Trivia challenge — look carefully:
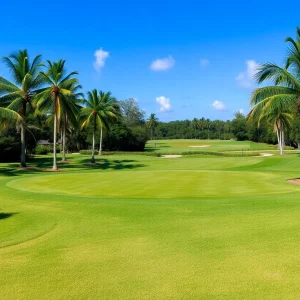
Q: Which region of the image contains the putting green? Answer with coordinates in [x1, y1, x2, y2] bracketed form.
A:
[7, 170, 296, 198]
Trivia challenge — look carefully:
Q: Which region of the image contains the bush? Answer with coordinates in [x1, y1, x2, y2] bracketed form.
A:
[180, 151, 258, 157]
[34, 145, 60, 155]
[0, 136, 20, 162]
[79, 150, 98, 155]
[272, 145, 295, 150]
[79, 150, 160, 157]
[103, 123, 149, 151]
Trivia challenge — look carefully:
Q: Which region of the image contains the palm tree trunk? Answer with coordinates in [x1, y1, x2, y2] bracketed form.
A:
[91, 130, 95, 163]
[276, 128, 280, 150]
[99, 127, 103, 155]
[20, 121, 26, 167]
[60, 130, 63, 153]
[278, 121, 283, 156]
[53, 112, 58, 170]
[281, 121, 285, 155]
[62, 122, 66, 161]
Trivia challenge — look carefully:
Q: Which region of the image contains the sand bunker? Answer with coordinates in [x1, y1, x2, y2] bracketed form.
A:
[188, 145, 210, 148]
[259, 153, 274, 157]
[287, 179, 300, 185]
[160, 155, 182, 158]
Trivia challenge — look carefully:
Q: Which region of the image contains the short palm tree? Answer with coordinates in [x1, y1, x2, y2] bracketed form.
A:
[81, 90, 120, 163]
[248, 104, 293, 155]
[146, 113, 159, 140]
[35, 60, 79, 170]
[0, 50, 44, 167]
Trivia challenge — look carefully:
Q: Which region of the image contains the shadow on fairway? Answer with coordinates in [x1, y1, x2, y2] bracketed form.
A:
[80, 158, 146, 170]
[0, 156, 146, 176]
[0, 212, 18, 220]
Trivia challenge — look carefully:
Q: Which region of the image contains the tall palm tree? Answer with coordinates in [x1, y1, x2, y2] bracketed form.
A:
[250, 28, 300, 126]
[0, 50, 44, 167]
[35, 60, 79, 170]
[81, 90, 120, 163]
[146, 113, 159, 140]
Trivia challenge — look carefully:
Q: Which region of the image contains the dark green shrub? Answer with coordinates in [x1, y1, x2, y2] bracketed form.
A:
[0, 136, 20, 162]
[79, 150, 98, 155]
[34, 145, 60, 155]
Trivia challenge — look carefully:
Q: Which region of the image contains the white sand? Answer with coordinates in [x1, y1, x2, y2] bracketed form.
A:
[160, 155, 183, 158]
[188, 145, 210, 148]
[254, 153, 274, 157]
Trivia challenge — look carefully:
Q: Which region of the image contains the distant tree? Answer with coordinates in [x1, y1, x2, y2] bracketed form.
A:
[290, 112, 300, 148]
[146, 113, 159, 140]
[206, 119, 211, 139]
[119, 98, 145, 126]
[231, 112, 248, 141]
[81, 90, 120, 163]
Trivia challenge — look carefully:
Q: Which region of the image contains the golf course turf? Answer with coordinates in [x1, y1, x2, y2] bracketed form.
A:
[1, 140, 300, 299]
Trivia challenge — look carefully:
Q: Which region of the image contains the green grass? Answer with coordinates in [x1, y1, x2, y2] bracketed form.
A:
[145, 139, 276, 153]
[2, 142, 300, 299]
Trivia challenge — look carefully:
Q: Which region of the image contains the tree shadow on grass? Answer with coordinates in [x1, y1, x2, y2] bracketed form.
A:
[0, 156, 146, 176]
[80, 158, 146, 170]
[0, 212, 18, 220]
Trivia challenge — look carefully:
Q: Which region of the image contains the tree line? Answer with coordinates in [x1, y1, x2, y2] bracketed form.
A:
[1, 27, 300, 168]
[150, 27, 300, 154]
[0, 51, 149, 169]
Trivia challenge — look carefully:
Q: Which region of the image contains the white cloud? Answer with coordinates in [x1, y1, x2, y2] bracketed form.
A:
[93, 48, 110, 71]
[236, 60, 258, 88]
[156, 96, 172, 112]
[150, 56, 175, 71]
[212, 100, 225, 111]
[200, 59, 210, 67]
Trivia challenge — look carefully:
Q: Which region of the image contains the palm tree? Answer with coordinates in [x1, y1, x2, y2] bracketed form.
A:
[0, 50, 44, 167]
[248, 104, 293, 155]
[81, 90, 120, 163]
[60, 83, 83, 161]
[146, 113, 159, 140]
[206, 119, 211, 139]
[0, 107, 21, 126]
[35, 60, 79, 170]
[250, 28, 300, 129]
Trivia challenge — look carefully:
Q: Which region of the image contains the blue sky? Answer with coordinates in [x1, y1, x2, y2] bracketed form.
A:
[1, 0, 300, 121]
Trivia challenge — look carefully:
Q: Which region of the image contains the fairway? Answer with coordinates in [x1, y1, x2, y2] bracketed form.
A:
[2, 149, 300, 299]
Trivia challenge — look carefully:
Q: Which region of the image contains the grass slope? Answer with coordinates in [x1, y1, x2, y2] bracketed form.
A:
[1, 143, 300, 299]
